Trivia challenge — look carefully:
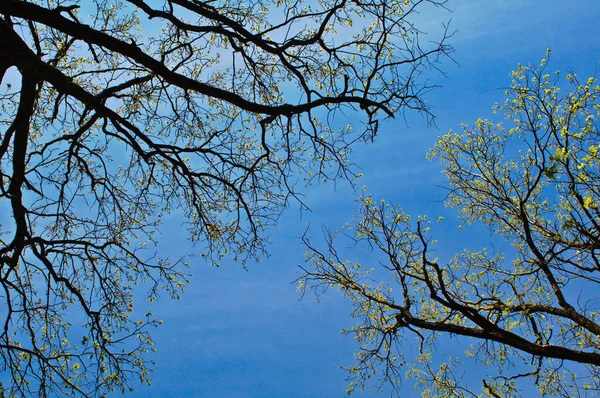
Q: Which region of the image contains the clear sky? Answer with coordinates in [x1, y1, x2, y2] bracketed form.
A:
[123, 1, 600, 397]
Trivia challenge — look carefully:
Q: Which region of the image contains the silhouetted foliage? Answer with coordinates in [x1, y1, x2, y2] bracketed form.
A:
[0, 0, 450, 395]
[301, 58, 600, 396]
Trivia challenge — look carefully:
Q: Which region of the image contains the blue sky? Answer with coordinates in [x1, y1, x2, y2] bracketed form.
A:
[123, 1, 600, 397]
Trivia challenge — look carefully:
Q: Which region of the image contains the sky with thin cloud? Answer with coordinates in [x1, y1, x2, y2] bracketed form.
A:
[113, 0, 600, 396]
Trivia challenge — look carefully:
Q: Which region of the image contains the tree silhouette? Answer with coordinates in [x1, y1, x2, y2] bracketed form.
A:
[300, 58, 600, 396]
[0, 0, 451, 396]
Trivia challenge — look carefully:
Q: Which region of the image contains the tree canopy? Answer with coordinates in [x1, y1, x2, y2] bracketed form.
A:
[300, 57, 600, 396]
[0, 0, 451, 396]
